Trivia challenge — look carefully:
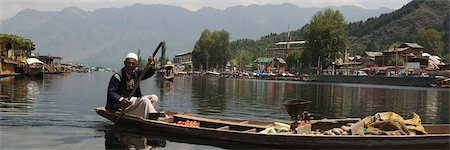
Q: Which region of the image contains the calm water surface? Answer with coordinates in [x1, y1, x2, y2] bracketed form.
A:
[1, 72, 449, 149]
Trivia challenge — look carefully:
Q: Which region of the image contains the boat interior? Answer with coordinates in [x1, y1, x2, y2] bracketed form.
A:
[96, 107, 450, 135]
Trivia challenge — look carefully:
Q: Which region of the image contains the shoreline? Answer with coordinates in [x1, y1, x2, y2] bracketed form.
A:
[309, 75, 440, 87]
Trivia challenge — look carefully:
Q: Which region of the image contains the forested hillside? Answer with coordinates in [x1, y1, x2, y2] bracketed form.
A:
[236, 0, 449, 58]
[347, 0, 449, 54]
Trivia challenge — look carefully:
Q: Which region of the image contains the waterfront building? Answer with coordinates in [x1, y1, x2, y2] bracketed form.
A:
[361, 52, 383, 67]
[264, 41, 305, 60]
[254, 57, 286, 73]
[35, 55, 62, 74]
[374, 43, 445, 69]
[172, 52, 192, 72]
[0, 37, 32, 76]
[172, 52, 192, 65]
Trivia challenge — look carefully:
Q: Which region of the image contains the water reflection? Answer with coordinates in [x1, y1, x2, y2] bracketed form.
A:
[105, 128, 167, 150]
[156, 79, 174, 97]
[103, 125, 268, 149]
[0, 76, 43, 110]
[190, 77, 228, 115]
[184, 77, 449, 124]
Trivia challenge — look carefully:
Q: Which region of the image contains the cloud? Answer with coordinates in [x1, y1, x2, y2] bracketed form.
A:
[0, 0, 411, 21]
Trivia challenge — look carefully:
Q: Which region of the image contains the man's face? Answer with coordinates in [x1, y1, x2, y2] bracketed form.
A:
[124, 58, 138, 73]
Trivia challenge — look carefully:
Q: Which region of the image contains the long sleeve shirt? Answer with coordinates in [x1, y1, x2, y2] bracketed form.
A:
[106, 67, 155, 110]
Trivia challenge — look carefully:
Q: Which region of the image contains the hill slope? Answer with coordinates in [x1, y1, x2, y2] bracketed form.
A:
[0, 3, 392, 67]
[250, 0, 449, 56]
[347, 0, 449, 53]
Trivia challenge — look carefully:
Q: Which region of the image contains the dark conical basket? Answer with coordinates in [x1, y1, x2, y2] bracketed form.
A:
[283, 100, 311, 121]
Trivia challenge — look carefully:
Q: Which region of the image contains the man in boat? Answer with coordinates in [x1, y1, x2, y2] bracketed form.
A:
[106, 52, 159, 119]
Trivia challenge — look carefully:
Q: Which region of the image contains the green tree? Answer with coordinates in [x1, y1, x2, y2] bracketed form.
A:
[415, 28, 444, 56]
[234, 49, 253, 70]
[192, 29, 211, 70]
[443, 14, 449, 54]
[159, 41, 169, 65]
[192, 29, 231, 70]
[304, 8, 349, 68]
[442, 53, 450, 63]
[286, 49, 302, 71]
[387, 54, 406, 66]
[136, 49, 145, 68]
[0, 33, 35, 58]
[366, 41, 380, 51]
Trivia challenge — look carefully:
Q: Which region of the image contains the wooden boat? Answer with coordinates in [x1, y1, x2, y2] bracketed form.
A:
[0, 73, 20, 78]
[157, 63, 175, 81]
[430, 78, 450, 88]
[95, 107, 450, 149]
[25, 58, 44, 78]
[163, 64, 175, 81]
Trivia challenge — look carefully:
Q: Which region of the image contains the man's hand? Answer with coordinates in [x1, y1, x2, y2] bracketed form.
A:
[120, 97, 132, 109]
[148, 56, 157, 68]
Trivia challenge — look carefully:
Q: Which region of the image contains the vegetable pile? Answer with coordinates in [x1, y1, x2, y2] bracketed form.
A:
[175, 120, 199, 127]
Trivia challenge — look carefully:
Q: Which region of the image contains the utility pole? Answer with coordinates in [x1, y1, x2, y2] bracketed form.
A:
[395, 46, 398, 75]
[239, 48, 242, 71]
[395, 46, 398, 67]
[317, 56, 321, 75]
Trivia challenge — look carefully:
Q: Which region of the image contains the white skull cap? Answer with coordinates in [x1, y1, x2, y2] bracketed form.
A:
[126, 53, 138, 61]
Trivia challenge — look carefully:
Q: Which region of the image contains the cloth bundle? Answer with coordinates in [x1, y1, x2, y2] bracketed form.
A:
[359, 112, 427, 135]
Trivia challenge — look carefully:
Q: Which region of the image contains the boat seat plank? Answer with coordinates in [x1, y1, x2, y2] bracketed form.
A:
[244, 128, 257, 132]
[240, 120, 249, 124]
[217, 126, 230, 130]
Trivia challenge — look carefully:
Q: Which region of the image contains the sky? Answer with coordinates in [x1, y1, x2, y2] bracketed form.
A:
[0, 0, 411, 21]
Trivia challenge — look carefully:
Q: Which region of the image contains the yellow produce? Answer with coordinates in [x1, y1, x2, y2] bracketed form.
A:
[274, 122, 290, 132]
[259, 127, 277, 134]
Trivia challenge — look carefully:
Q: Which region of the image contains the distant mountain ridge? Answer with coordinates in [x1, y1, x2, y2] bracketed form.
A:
[0, 3, 393, 67]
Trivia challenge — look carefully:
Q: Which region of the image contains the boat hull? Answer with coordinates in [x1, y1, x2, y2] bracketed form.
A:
[95, 107, 450, 149]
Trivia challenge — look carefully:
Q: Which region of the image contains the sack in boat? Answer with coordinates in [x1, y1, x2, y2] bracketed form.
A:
[373, 112, 427, 134]
[365, 119, 410, 135]
[361, 112, 428, 135]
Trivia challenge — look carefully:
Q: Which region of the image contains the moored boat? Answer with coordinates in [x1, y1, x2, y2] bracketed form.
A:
[430, 77, 450, 88]
[25, 58, 45, 78]
[157, 63, 175, 81]
[95, 107, 450, 149]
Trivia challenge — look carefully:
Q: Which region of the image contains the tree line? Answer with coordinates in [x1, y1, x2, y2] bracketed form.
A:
[192, 29, 231, 70]
[0, 33, 35, 58]
[190, 0, 448, 71]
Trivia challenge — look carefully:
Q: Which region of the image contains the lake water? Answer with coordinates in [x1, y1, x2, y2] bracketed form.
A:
[1, 72, 449, 149]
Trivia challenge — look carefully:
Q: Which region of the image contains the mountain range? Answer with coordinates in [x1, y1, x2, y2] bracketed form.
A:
[0, 3, 393, 67]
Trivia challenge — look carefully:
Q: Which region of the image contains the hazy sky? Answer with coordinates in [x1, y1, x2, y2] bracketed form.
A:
[1, 0, 411, 21]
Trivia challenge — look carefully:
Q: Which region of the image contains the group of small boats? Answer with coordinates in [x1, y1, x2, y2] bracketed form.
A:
[430, 77, 450, 88]
[95, 106, 450, 149]
[1, 57, 75, 79]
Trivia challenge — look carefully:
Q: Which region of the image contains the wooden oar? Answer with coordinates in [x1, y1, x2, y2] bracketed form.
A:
[115, 41, 164, 124]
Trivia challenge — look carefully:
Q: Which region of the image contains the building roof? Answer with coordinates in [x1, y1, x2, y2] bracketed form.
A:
[254, 57, 286, 64]
[275, 58, 286, 64]
[26, 58, 44, 65]
[36, 55, 62, 59]
[255, 57, 273, 63]
[364, 51, 383, 57]
[385, 47, 409, 52]
[275, 41, 306, 45]
[384, 43, 424, 52]
[175, 52, 192, 57]
[398, 43, 424, 49]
